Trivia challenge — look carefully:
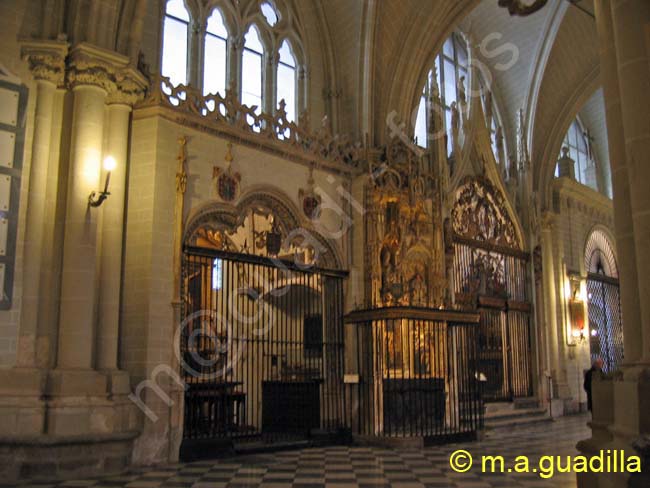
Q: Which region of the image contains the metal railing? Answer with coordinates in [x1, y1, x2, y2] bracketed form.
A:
[344, 307, 483, 442]
[180, 248, 347, 445]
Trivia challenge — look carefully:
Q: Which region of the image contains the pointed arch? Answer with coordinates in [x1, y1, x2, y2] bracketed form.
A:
[584, 227, 618, 278]
[241, 23, 265, 113]
[451, 175, 523, 250]
[184, 187, 343, 270]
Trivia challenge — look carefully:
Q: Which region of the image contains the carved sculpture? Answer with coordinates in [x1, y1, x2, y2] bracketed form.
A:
[451, 176, 520, 249]
[213, 142, 241, 202]
[141, 73, 363, 171]
[366, 138, 445, 308]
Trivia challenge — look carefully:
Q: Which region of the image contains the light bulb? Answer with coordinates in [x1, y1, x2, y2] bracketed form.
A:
[103, 156, 117, 172]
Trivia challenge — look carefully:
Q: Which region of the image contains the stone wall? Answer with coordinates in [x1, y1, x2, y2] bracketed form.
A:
[549, 176, 614, 412]
[123, 109, 356, 463]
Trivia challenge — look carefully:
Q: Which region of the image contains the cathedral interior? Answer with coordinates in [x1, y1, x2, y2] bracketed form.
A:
[0, 0, 649, 487]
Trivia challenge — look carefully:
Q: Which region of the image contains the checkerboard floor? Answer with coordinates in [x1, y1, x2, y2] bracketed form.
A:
[11, 414, 590, 488]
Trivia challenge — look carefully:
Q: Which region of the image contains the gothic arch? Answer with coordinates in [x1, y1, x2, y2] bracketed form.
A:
[183, 186, 343, 270]
[584, 227, 618, 278]
[451, 175, 523, 250]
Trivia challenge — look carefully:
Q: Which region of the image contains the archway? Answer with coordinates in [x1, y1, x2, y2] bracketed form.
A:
[179, 191, 347, 457]
[451, 176, 533, 401]
[585, 229, 623, 373]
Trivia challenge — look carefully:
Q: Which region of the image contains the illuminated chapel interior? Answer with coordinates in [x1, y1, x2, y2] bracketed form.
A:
[0, 0, 648, 486]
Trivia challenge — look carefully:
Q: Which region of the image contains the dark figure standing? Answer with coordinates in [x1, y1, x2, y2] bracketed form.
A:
[584, 358, 604, 412]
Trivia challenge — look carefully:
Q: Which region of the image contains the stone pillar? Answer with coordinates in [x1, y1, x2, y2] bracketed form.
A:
[540, 213, 568, 405]
[577, 2, 650, 486]
[16, 43, 67, 368]
[266, 52, 277, 115]
[96, 102, 130, 372]
[611, 0, 650, 361]
[594, 0, 644, 364]
[230, 35, 243, 98]
[56, 83, 107, 370]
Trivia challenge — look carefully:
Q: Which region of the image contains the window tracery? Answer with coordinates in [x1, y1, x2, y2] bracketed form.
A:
[160, 0, 305, 120]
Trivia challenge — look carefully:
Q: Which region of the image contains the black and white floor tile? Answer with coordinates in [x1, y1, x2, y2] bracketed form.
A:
[9, 414, 590, 488]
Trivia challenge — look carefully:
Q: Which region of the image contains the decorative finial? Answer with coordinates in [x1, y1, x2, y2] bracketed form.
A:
[225, 142, 233, 165]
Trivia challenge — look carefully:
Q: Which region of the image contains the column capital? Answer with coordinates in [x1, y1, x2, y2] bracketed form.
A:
[21, 40, 69, 87]
[108, 66, 148, 106]
[66, 43, 119, 93]
[541, 210, 556, 231]
[66, 43, 147, 106]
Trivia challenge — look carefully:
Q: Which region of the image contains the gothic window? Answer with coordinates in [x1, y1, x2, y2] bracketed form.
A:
[414, 33, 468, 154]
[242, 25, 264, 114]
[161, 0, 190, 87]
[556, 119, 595, 189]
[414, 71, 432, 149]
[159, 1, 305, 122]
[478, 77, 506, 168]
[203, 8, 228, 97]
[277, 39, 297, 122]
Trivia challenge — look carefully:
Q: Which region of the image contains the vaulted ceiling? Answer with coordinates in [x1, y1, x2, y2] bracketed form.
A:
[7, 0, 609, 200]
[316, 0, 607, 198]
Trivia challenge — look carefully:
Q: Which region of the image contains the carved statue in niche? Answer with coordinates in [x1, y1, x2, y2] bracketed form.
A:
[408, 266, 427, 307]
[367, 137, 444, 308]
[379, 202, 403, 305]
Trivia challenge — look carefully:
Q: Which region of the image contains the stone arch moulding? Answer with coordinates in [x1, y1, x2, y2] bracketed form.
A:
[535, 66, 600, 208]
[584, 225, 618, 278]
[183, 186, 344, 270]
[379, 0, 481, 143]
[451, 175, 524, 250]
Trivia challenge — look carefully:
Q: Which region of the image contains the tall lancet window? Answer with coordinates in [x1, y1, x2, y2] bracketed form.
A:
[242, 26, 264, 113]
[203, 8, 228, 96]
[276, 40, 297, 122]
[161, 0, 190, 87]
[414, 71, 433, 148]
[414, 33, 468, 155]
[556, 118, 594, 188]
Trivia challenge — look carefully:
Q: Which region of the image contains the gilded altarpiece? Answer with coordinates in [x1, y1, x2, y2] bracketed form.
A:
[354, 139, 472, 436]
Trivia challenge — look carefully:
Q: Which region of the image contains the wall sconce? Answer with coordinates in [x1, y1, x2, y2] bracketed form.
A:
[89, 156, 116, 207]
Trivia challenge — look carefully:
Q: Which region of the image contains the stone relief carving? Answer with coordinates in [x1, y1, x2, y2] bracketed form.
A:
[451, 176, 520, 249]
[212, 142, 241, 202]
[298, 165, 321, 220]
[140, 74, 364, 172]
[366, 138, 445, 308]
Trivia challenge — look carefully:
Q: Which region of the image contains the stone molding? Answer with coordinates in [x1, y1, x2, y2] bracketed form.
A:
[66, 43, 147, 105]
[21, 40, 69, 87]
[21, 41, 147, 106]
[138, 73, 365, 173]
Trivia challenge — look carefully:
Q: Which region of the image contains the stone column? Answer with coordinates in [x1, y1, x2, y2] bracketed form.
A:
[611, 0, 650, 361]
[230, 35, 243, 98]
[96, 102, 130, 372]
[16, 43, 67, 368]
[265, 52, 277, 115]
[55, 53, 110, 374]
[595, 0, 644, 364]
[540, 213, 566, 401]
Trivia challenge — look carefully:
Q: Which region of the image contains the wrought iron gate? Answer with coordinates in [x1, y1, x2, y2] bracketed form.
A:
[180, 247, 347, 449]
[587, 273, 623, 373]
[453, 240, 534, 402]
